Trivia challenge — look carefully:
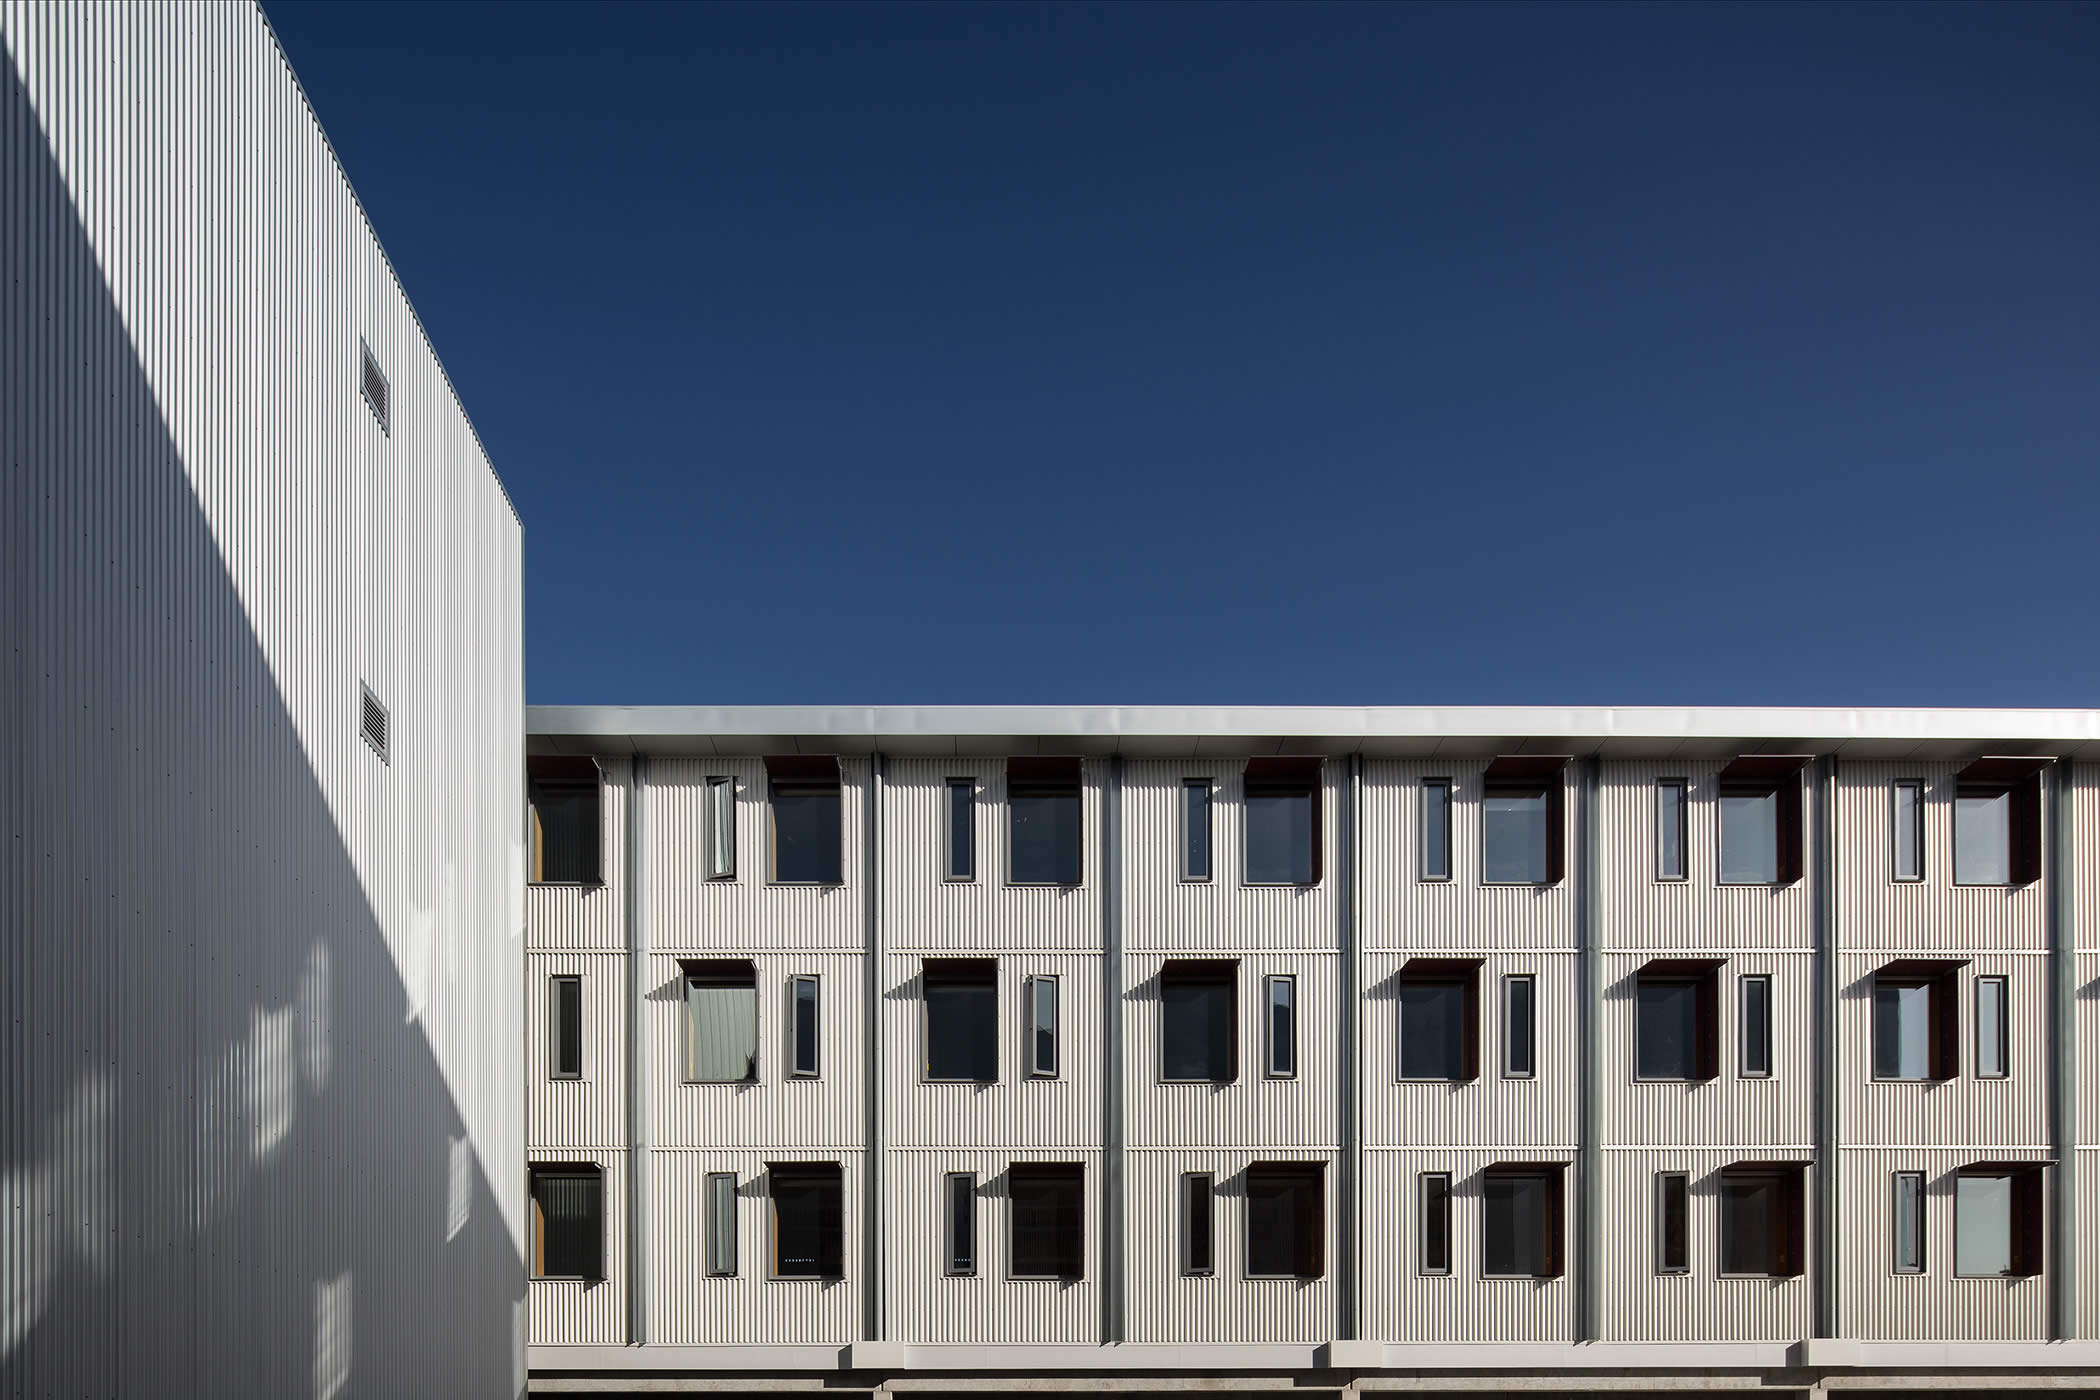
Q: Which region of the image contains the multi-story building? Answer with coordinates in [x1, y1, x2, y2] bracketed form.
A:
[525, 705, 2100, 1395]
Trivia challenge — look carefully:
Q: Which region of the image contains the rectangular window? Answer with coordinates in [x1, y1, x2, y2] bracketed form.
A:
[1635, 960, 1721, 1081]
[1892, 1171, 1925, 1274]
[1246, 1163, 1325, 1279]
[1482, 1165, 1564, 1278]
[1420, 778, 1452, 882]
[1656, 1172, 1689, 1274]
[789, 975, 821, 1079]
[549, 975, 583, 1080]
[946, 778, 975, 882]
[1656, 779, 1688, 881]
[944, 1172, 978, 1276]
[1009, 1163, 1084, 1278]
[684, 959, 758, 1083]
[1717, 756, 1806, 886]
[528, 756, 601, 884]
[1955, 1164, 2043, 1278]
[1009, 757, 1082, 885]
[1892, 780, 1923, 882]
[1419, 1172, 1452, 1276]
[1025, 975, 1060, 1079]
[707, 1171, 738, 1276]
[530, 1165, 603, 1279]
[1975, 976, 2008, 1080]
[1482, 756, 1568, 885]
[1955, 787, 2010, 886]
[1739, 974, 1772, 1079]
[767, 756, 842, 884]
[769, 1162, 844, 1278]
[924, 958, 998, 1083]
[1503, 973, 1536, 1080]
[1160, 959, 1237, 1083]
[1873, 959, 1963, 1081]
[1718, 1165, 1805, 1277]
[1180, 1172, 1215, 1276]
[1182, 779, 1213, 882]
[1263, 975, 1297, 1079]
[704, 775, 736, 880]
[1399, 959, 1480, 1082]
[1954, 758, 2046, 887]
[1244, 757, 1321, 885]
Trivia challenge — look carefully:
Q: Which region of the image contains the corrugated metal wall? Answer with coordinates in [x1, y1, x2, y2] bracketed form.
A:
[652, 1150, 861, 1344]
[1839, 1149, 2046, 1340]
[1363, 761, 1577, 949]
[525, 953, 627, 1148]
[527, 1151, 627, 1346]
[2073, 767, 2098, 1339]
[3, 3, 526, 1395]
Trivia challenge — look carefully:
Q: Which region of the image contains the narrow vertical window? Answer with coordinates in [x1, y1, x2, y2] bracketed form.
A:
[1263, 975, 1297, 1079]
[1891, 780, 1923, 882]
[704, 775, 736, 880]
[1420, 779, 1452, 882]
[1181, 1172, 1215, 1276]
[1025, 975, 1060, 1079]
[549, 975, 582, 1080]
[1892, 1171, 1925, 1274]
[946, 778, 975, 882]
[1181, 779, 1213, 882]
[1975, 976, 2008, 1080]
[1739, 974, 1772, 1079]
[944, 1172, 978, 1276]
[1656, 779, 1687, 881]
[1419, 1172, 1452, 1276]
[707, 1171, 738, 1276]
[1503, 973, 1535, 1080]
[1656, 1172, 1689, 1274]
[789, 975, 821, 1079]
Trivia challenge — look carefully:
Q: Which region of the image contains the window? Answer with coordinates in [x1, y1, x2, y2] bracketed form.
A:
[1399, 958, 1480, 1082]
[789, 975, 821, 1079]
[767, 756, 841, 884]
[1263, 975, 1297, 1079]
[530, 1165, 602, 1279]
[1182, 779, 1213, 882]
[1892, 1171, 1925, 1274]
[1245, 1163, 1324, 1279]
[944, 1172, 978, 1276]
[946, 778, 975, 881]
[1656, 779, 1687, 881]
[1181, 1173, 1215, 1276]
[1739, 974, 1772, 1079]
[1892, 780, 1923, 882]
[769, 1162, 844, 1278]
[1975, 976, 2008, 1080]
[1503, 973, 1535, 1080]
[1716, 756, 1806, 886]
[1160, 959, 1237, 1083]
[1718, 1163, 1805, 1277]
[1656, 1172, 1689, 1274]
[549, 975, 582, 1080]
[683, 960, 757, 1083]
[1481, 756, 1567, 885]
[1872, 959, 1964, 1081]
[528, 756, 601, 884]
[1244, 757, 1321, 885]
[704, 775, 736, 880]
[1025, 975, 1059, 1079]
[1009, 757, 1082, 885]
[1009, 1163, 1083, 1278]
[1420, 778, 1452, 881]
[1482, 1164, 1564, 1278]
[1954, 758, 2046, 887]
[359, 338, 389, 432]
[1635, 959, 1721, 1082]
[707, 1171, 738, 1276]
[1955, 1163, 2043, 1278]
[1418, 1172, 1452, 1276]
[924, 959, 998, 1082]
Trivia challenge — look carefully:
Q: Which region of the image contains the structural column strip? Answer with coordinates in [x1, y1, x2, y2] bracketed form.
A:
[1812, 754, 1838, 1339]
[1337, 754, 1361, 1341]
[865, 752, 886, 1340]
[1102, 754, 1124, 1344]
[2049, 761, 2074, 1339]
[1576, 755, 1601, 1342]
[626, 753, 650, 1344]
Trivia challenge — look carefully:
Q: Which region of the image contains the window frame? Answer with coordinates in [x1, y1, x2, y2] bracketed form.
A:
[1418, 1171, 1453, 1277]
[1891, 1170, 1925, 1275]
[1952, 758, 2046, 888]
[1397, 958, 1481, 1083]
[703, 774, 736, 881]
[1263, 974, 1298, 1080]
[1656, 1172, 1689, 1275]
[1871, 959, 1965, 1083]
[1656, 778, 1688, 882]
[1007, 1162, 1085, 1280]
[682, 958, 759, 1085]
[923, 958, 999, 1084]
[945, 777, 976, 883]
[1181, 778, 1214, 883]
[1503, 972, 1536, 1081]
[548, 974, 583, 1081]
[944, 1171, 978, 1277]
[1891, 779, 1924, 883]
[1714, 756, 1807, 887]
[1244, 1161, 1325, 1280]
[1180, 1171, 1215, 1277]
[1419, 778, 1453, 883]
[1024, 974, 1060, 1080]
[1974, 975, 2008, 1081]
[1159, 958, 1239, 1084]
[1953, 1163, 2044, 1279]
[766, 757, 843, 886]
[527, 756, 603, 887]
[1738, 973, 1773, 1080]
[1007, 757, 1084, 887]
[768, 1161, 845, 1280]
[1480, 1164, 1565, 1280]
[1633, 959, 1722, 1083]
[788, 974, 821, 1080]
[1242, 758, 1322, 887]
[1715, 1164, 1805, 1279]
[529, 1163, 605, 1281]
[706, 1170, 738, 1277]
[1480, 756, 1568, 887]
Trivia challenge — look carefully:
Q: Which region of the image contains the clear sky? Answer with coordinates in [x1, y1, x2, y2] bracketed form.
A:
[261, 0, 2100, 708]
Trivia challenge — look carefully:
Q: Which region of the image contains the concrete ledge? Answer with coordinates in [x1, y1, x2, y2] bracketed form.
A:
[1322, 1339, 1386, 1368]
[530, 1345, 844, 1372]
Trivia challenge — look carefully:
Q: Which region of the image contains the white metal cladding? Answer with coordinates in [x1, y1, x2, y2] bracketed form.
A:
[1358, 1150, 1574, 1341]
[883, 758, 1103, 952]
[528, 1151, 627, 1345]
[1601, 761, 1815, 952]
[527, 758, 630, 951]
[2078, 951, 2100, 1149]
[884, 954, 1103, 1150]
[1838, 761, 2048, 953]
[1360, 951, 1578, 1149]
[648, 952, 866, 1149]
[1839, 1148, 2047, 1340]
[651, 1150, 861, 1344]
[649, 756, 869, 953]
[884, 1150, 1101, 1344]
[1360, 761, 1578, 951]
[2079, 1148, 2100, 1340]
[2074, 765, 2100, 952]
[1123, 953, 1339, 1150]
[1124, 1150, 1337, 1343]
[4, 4, 524, 1396]
[527, 952, 629, 1149]
[1121, 760, 1341, 951]
[1601, 951, 1814, 1149]
[1597, 1150, 1812, 1340]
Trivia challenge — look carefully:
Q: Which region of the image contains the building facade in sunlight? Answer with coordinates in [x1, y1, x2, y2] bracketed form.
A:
[2, 3, 525, 1396]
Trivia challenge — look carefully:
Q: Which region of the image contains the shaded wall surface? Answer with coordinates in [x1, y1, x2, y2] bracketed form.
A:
[3, 3, 525, 1395]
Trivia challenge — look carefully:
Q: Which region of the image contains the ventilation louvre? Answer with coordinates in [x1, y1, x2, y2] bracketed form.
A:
[360, 683, 390, 763]
[359, 339, 389, 432]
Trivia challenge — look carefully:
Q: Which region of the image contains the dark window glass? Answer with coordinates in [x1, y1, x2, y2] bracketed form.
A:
[1419, 1172, 1451, 1275]
[1504, 974, 1535, 1079]
[531, 1169, 603, 1278]
[1656, 779, 1687, 881]
[1892, 1172, 1925, 1274]
[529, 764, 601, 884]
[1245, 783, 1315, 884]
[707, 1171, 737, 1276]
[1011, 773, 1082, 884]
[1482, 790, 1548, 884]
[1183, 780, 1212, 881]
[791, 976, 820, 1078]
[1400, 977, 1469, 1081]
[1420, 779, 1452, 881]
[1739, 975, 1772, 1079]
[1161, 961, 1236, 1082]
[1482, 1170, 1557, 1278]
[1873, 978, 1936, 1081]
[1245, 1164, 1324, 1278]
[770, 1163, 843, 1277]
[550, 975, 582, 1079]
[1976, 976, 2007, 1079]
[1026, 976, 1059, 1078]
[946, 779, 975, 881]
[925, 959, 998, 1082]
[945, 1173, 977, 1275]
[1719, 1171, 1789, 1276]
[1264, 976, 1296, 1078]
[1657, 1173, 1688, 1274]
[1182, 1173, 1214, 1275]
[1009, 1164, 1084, 1278]
[1636, 977, 1702, 1080]
[771, 779, 842, 884]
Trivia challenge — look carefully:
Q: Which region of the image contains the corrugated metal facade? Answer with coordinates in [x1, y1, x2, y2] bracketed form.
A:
[4, 3, 525, 1396]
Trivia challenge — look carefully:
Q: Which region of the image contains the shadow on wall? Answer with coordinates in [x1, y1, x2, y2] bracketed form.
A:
[0, 55, 523, 1400]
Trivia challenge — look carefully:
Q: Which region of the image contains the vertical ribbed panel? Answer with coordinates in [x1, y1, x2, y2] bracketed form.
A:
[3, 4, 525, 1396]
[1362, 761, 1577, 950]
[2073, 765, 2100, 955]
[1838, 762, 2048, 952]
[1602, 762, 1815, 952]
[526, 952, 628, 1150]
[1839, 1148, 2046, 1340]
[528, 1151, 627, 1345]
[526, 760, 630, 950]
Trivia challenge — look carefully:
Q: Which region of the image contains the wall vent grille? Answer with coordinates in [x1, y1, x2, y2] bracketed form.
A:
[359, 339, 389, 432]
[360, 683, 390, 763]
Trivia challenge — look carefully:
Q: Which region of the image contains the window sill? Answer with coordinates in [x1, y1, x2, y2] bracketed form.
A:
[767, 881, 845, 889]
[1161, 1078, 1238, 1086]
[529, 880, 605, 889]
[1245, 1273, 1324, 1282]
[1717, 1272, 1803, 1281]
[532, 1275, 604, 1283]
[769, 1274, 844, 1283]
[1241, 881, 1321, 890]
[1008, 1274, 1083, 1283]
[1870, 1076, 1953, 1085]
[1006, 882, 1084, 890]
[924, 1078, 999, 1086]
[1397, 1077, 1472, 1086]
[684, 1079, 760, 1087]
[1481, 879, 1558, 888]
[1482, 1273, 1560, 1282]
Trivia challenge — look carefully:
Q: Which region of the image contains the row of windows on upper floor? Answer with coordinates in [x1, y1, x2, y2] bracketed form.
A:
[544, 955, 2010, 1088]
[526, 755, 2051, 891]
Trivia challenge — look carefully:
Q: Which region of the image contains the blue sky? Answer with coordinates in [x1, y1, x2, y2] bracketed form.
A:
[262, 1, 2100, 707]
